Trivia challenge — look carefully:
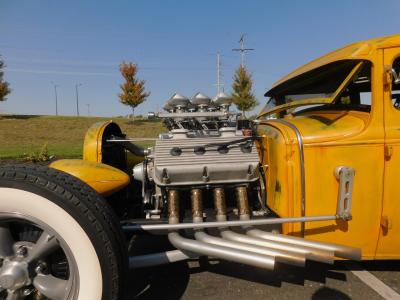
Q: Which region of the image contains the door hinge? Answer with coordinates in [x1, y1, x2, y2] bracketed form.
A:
[335, 166, 355, 220]
[384, 145, 393, 159]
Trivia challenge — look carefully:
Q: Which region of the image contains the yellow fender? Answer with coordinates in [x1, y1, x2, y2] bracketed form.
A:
[83, 120, 144, 168]
[50, 159, 130, 197]
[83, 120, 117, 163]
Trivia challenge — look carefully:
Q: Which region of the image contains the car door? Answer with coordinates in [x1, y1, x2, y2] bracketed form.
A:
[377, 47, 400, 258]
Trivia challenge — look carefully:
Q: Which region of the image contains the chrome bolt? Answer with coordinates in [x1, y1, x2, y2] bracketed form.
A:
[23, 288, 34, 296]
[16, 246, 28, 258]
[35, 262, 47, 274]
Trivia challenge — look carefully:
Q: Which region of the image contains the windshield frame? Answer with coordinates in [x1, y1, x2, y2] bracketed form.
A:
[257, 61, 365, 119]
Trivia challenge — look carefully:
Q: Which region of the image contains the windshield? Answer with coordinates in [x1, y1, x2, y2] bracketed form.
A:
[259, 60, 371, 118]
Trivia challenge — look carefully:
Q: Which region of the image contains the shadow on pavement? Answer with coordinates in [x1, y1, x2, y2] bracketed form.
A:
[126, 235, 191, 299]
[190, 258, 347, 287]
[312, 287, 351, 300]
[126, 249, 352, 299]
[127, 261, 191, 300]
[126, 242, 400, 300]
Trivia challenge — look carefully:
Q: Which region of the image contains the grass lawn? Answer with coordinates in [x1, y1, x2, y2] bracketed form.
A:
[0, 115, 165, 160]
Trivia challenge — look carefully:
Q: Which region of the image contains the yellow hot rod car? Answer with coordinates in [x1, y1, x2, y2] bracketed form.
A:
[1, 34, 400, 299]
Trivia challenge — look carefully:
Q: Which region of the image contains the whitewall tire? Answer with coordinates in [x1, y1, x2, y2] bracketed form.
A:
[0, 165, 127, 300]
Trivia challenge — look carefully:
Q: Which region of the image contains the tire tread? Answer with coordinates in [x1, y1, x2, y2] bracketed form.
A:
[0, 164, 127, 300]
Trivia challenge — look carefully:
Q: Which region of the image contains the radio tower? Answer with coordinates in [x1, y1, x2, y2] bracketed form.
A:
[215, 52, 224, 94]
[232, 34, 254, 67]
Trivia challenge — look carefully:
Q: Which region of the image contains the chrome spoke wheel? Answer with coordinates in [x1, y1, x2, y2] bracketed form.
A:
[0, 214, 78, 300]
[26, 231, 60, 263]
[33, 274, 71, 300]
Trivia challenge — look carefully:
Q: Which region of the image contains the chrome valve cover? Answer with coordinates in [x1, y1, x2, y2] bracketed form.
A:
[151, 135, 259, 187]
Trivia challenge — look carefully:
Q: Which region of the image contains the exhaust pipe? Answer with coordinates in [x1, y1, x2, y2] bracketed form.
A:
[194, 231, 305, 267]
[169, 232, 276, 270]
[167, 189, 276, 270]
[191, 189, 304, 267]
[213, 187, 306, 266]
[223, 187, 335, 264]
[167, 189, 180, 224]
[246, 229, 361, 260]
[233, 187, 359, 261]
[221, 229, 334, 264]
[232, 187, 360, 261]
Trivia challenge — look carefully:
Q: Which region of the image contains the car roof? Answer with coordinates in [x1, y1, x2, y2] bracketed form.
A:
[268, 34, 400, 92]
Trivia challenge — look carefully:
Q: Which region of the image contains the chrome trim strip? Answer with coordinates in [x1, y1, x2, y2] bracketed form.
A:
[271, 119, 306, 236]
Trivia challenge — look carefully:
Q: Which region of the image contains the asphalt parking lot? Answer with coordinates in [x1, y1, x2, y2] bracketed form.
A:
[127, 259, 400, 300]
[127, 237, 400, 300]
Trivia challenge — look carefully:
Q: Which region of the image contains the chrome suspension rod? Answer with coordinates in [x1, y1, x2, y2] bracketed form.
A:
[123, 215, 337, 231]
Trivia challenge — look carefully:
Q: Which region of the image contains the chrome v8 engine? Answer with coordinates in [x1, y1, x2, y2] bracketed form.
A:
[133, 92, 260, 188]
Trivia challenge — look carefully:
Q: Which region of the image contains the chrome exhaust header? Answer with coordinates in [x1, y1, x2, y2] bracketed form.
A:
[128, 181, 360, 270]
[167, 189, 276, 270]
[221, 229, 334, 264]
[246, 229, 361, 261]
[168, 232, 276, 270]
[194, 230, 305, 267]
[191, 188, 304, 267]
[232, 186, 360, 261]
[213, 187, 306, 266]
[223, 187, 334, 264]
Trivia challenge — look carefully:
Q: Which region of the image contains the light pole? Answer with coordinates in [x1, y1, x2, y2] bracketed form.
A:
[51, 82, 59, 116]
[75, 83, 82, 117]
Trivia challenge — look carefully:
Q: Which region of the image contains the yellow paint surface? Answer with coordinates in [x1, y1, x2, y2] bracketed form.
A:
[257, 35, 400, 259]
[50, 159, 130, 196]
[83, 121, 113, 163]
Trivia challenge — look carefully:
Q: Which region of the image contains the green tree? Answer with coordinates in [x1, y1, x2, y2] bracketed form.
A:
[231, 66, 258, 118]
[0, 57, 11, 101]
[118, 62, 150, 120]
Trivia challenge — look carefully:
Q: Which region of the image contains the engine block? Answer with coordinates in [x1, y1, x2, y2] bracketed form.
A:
[133, 92, 260, 188]
[151, 135, 259, 187]
[133, 93, 259, 187]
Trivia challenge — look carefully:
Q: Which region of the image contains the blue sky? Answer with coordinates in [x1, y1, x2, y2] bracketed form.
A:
[0, 0, 399, 117]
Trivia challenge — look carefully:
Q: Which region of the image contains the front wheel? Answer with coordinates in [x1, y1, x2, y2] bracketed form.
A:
[0, 165, 127, 300]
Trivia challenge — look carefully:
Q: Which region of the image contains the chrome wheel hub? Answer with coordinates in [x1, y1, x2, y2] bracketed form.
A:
[0, 260, 29, 291]
[0, 214, 78, 300]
